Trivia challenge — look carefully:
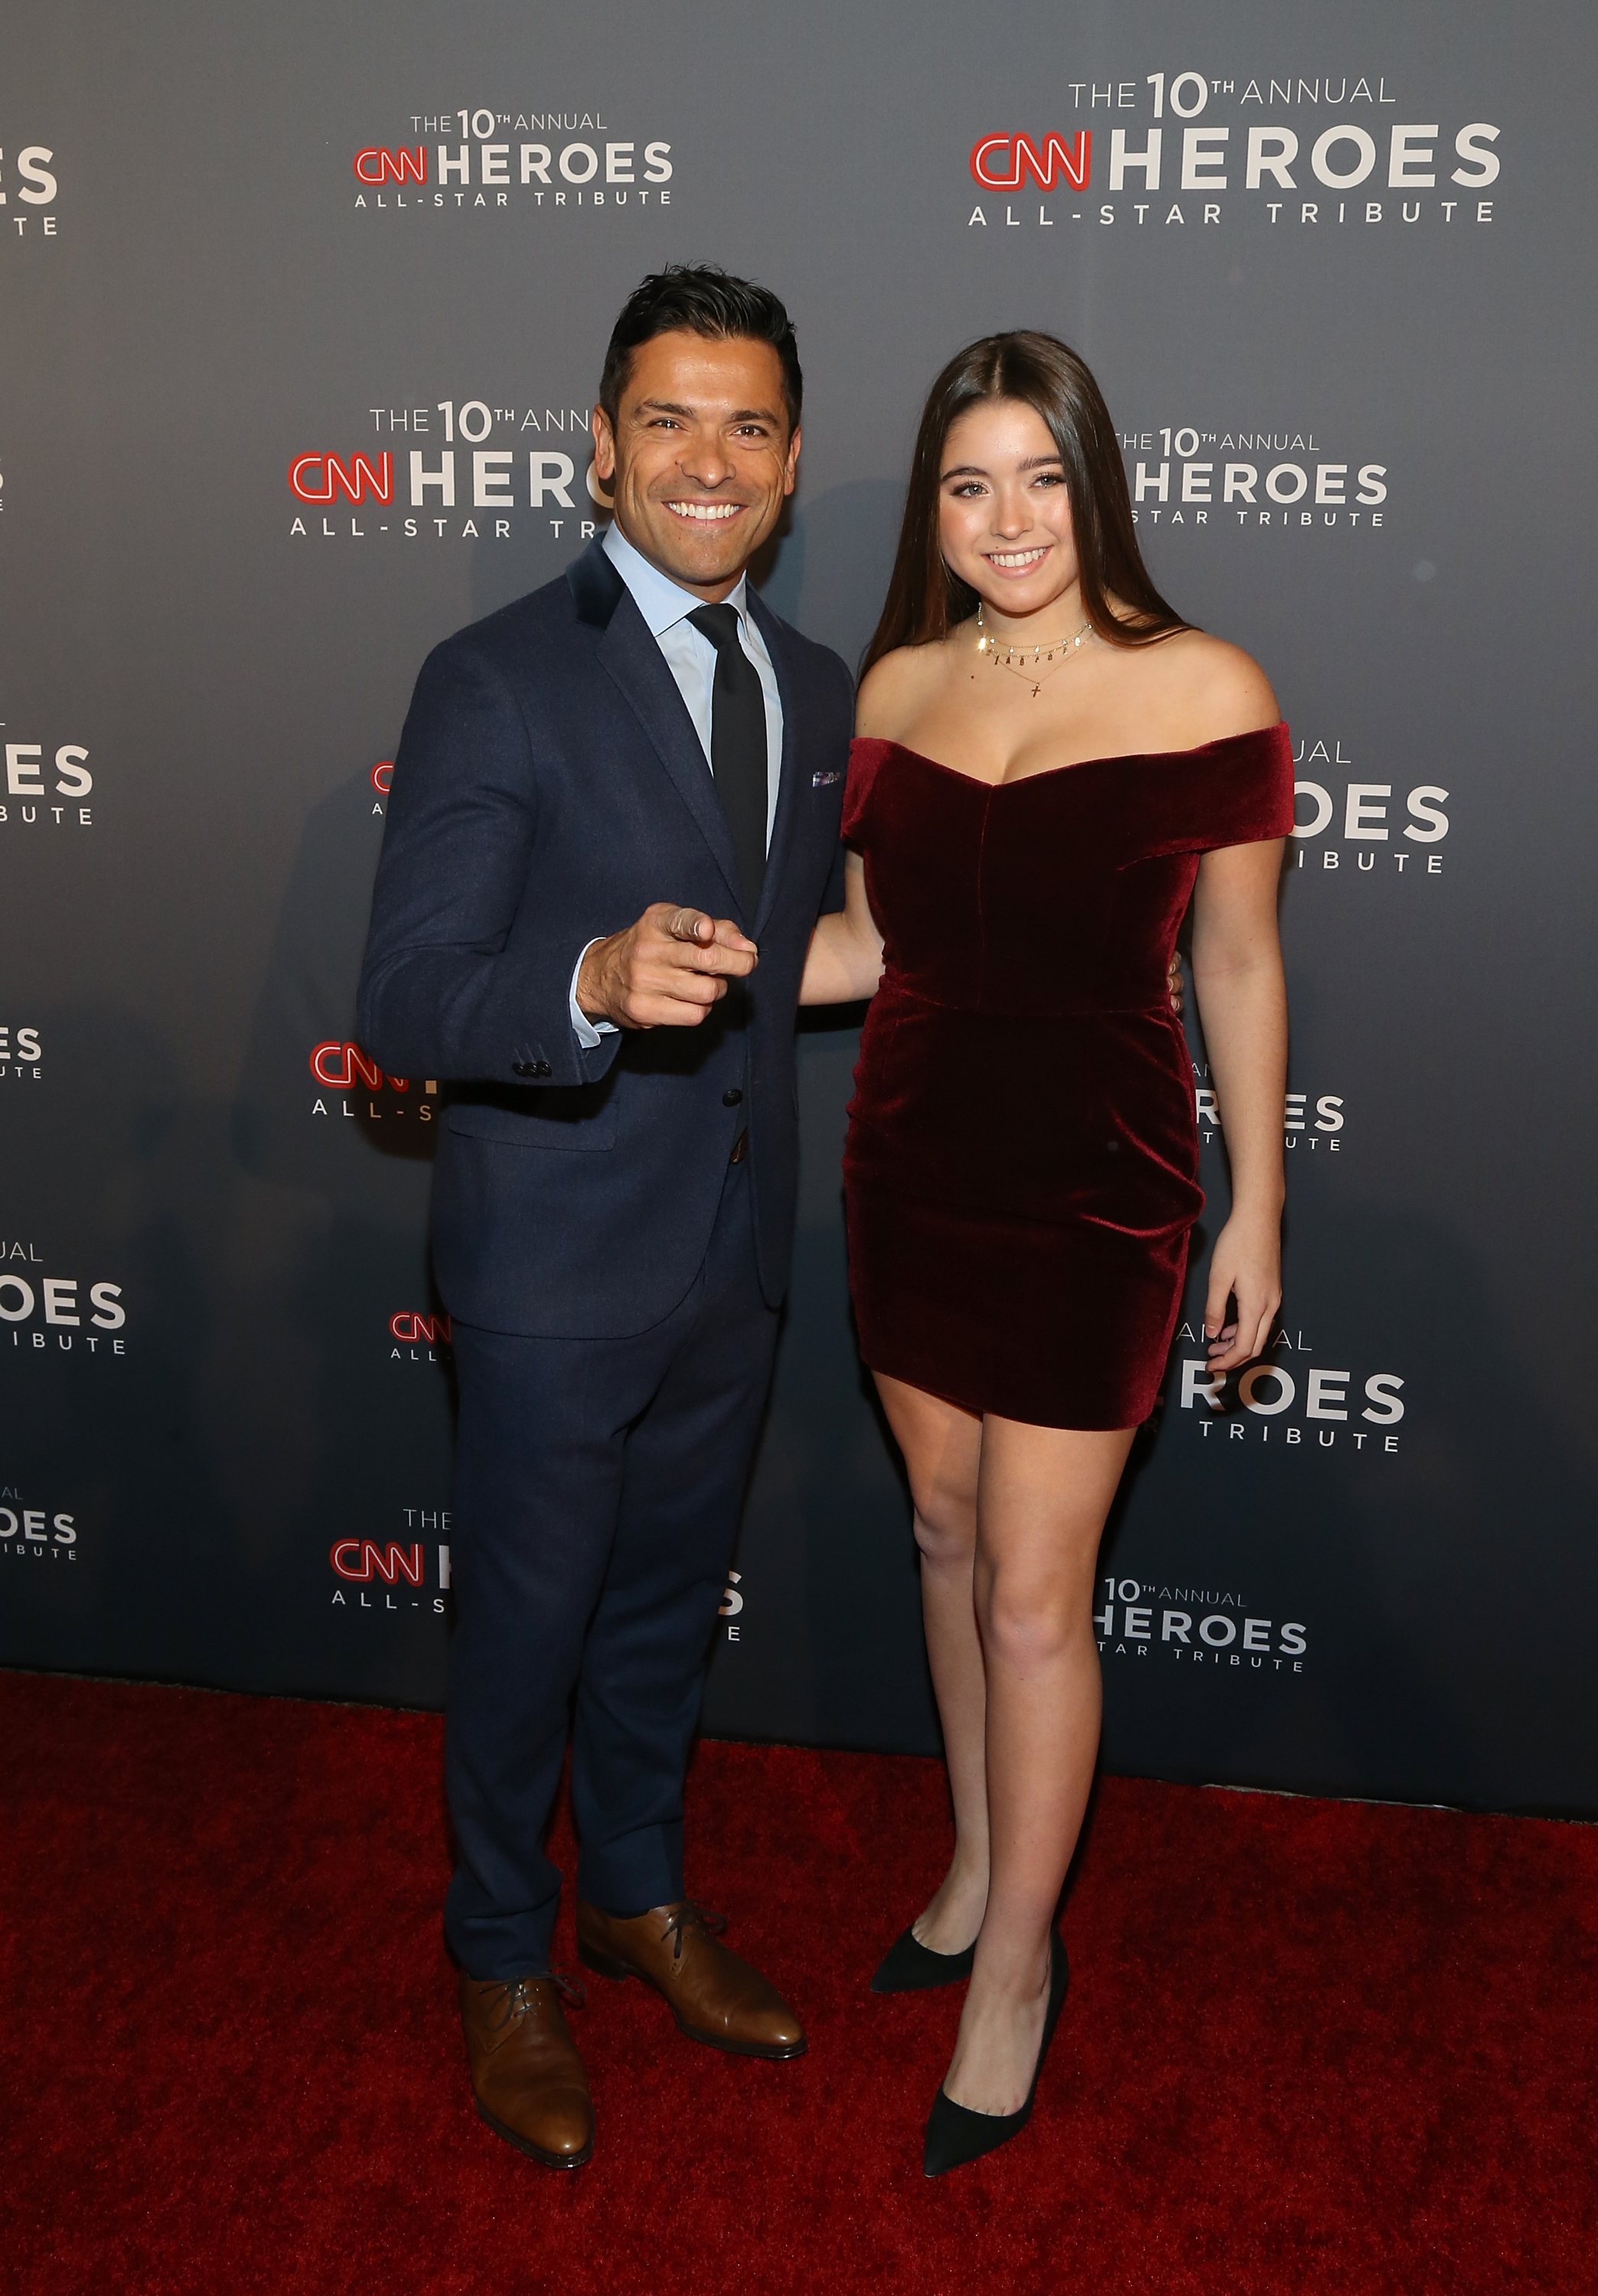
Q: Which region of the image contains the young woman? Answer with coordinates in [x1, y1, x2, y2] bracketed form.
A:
[799, 334, 1292, 2176]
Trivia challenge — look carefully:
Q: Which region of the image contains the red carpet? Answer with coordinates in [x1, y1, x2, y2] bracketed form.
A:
[2, 1675, 1593, 2294]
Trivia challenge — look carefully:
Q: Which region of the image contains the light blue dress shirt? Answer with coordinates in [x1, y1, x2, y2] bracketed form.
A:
[569, 521, 785, 1047]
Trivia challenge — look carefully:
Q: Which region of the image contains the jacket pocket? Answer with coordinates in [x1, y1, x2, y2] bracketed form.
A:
[446, 1076, 618, 1150]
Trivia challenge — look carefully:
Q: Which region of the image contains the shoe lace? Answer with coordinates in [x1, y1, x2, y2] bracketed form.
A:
[482, 1969, 585, 2033]
[661, 1900, 726, 1966]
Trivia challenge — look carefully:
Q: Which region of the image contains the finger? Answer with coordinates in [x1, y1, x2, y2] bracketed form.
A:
[625, 993, 718, 1028]
[706, 917, 759, 955]
[657, 940, 757, 980]
[1225, 1285, 1274, 1352]
[1203, 1277, 1233, 1342]
[1210, 1299, 1275, 1374]
[663, 907, 716, 945]
[637, 965, 726, 1006]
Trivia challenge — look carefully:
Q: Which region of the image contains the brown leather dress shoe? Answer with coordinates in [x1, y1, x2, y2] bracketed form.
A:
[458, 1971, 595, 2168]
[576, 1899, 806, 2060]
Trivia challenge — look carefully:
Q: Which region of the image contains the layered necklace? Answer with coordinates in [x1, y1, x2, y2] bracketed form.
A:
[975, 603, 1095, 698]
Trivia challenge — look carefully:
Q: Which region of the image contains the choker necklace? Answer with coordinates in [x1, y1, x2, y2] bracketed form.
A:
[975, 604, 1094, 698]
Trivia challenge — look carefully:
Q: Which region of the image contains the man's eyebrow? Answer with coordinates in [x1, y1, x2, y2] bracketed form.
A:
[634, 399, 782, 425]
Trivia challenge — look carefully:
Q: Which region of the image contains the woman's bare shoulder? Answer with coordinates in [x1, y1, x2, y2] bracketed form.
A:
[1136, 626, 1281, 743]
[855, 636, 954, 738]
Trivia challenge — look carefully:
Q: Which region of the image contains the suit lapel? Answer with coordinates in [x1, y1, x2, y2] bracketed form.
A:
[748, 588, 802, 939]
[593, 584, 745, 918]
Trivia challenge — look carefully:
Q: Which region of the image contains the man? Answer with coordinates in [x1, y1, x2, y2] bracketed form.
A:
[357, 267, 853, 2169]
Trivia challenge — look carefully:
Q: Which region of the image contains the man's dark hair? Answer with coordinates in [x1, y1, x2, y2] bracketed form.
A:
[598, 264, 802, 435]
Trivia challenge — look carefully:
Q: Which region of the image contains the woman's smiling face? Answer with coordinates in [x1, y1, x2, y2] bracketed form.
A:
[938, 396, 1081, 625]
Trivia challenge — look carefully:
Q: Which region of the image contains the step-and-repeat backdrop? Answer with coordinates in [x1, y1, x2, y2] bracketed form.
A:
[5, 1, 1594, 1815]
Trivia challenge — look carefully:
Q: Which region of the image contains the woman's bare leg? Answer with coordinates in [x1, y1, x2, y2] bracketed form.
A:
[944, 1416, 1135, 2114]
[873, 1373, 987, 1955]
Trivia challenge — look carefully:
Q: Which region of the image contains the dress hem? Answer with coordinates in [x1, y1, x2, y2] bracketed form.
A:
[859, 1351, 1150, 1435]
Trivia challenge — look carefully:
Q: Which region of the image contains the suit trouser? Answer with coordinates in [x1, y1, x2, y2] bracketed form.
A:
[442, 1156, 778, 1980]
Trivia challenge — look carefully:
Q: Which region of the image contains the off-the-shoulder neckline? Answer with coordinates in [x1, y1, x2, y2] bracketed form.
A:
[850, 724, 1288, 792]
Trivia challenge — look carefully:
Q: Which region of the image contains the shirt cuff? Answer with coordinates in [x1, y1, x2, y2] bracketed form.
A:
[570, 940, 619, 1049]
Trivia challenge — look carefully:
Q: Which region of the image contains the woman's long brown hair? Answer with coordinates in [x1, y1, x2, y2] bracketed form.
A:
[863, 331, 1187, 677]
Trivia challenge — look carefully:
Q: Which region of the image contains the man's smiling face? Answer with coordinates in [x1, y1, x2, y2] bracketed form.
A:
[592, 329, 800, 600]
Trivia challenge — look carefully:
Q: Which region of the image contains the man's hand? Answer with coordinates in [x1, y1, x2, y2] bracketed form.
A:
[578, 904, 758, 1030]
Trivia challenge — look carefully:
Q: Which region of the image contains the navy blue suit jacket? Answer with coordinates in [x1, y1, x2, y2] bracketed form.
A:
[357, 539, 854, 1338]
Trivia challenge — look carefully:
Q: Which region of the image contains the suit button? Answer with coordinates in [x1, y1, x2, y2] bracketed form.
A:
[513, 1061, 536, 1078]
[531, 1059, 552, 1079]
[722, 1088, 743, 1107]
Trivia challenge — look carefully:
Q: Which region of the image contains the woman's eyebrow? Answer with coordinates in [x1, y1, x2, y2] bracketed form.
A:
[940, 455, 1063, 479]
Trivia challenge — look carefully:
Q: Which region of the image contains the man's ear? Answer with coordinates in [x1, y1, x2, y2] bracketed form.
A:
[592, 403, 616, 482]
[783, 423, 801, 496]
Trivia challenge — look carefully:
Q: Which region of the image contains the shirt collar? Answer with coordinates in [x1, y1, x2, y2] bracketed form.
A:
[603, 520, 749, 638]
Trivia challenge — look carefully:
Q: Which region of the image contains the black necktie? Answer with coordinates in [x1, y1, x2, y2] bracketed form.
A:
[687, 603, 767, 916]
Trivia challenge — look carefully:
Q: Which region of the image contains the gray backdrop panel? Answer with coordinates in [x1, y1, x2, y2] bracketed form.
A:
[3, 0, 1593, 1812]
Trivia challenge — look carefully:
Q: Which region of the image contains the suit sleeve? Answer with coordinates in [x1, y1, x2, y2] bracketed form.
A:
[356, 637, 624, 1090]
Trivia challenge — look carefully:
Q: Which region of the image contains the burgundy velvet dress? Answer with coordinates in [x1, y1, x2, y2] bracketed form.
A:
[840, 726, 1294, 1429]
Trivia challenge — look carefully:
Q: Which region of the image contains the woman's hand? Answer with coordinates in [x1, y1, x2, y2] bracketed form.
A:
[1203, 1206, 1283, 1374]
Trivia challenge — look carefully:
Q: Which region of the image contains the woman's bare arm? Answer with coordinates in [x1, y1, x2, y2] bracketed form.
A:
[799, 851, 885, 1006]
[1190, 837, 1288, 1371]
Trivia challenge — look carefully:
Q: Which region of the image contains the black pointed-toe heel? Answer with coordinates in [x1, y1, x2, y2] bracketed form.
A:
[921, 1931, 1069, 2177]
[870, 1925, 977, 1994]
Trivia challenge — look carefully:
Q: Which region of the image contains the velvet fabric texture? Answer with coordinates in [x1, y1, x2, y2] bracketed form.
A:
[841, 726, 1295, 1428]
